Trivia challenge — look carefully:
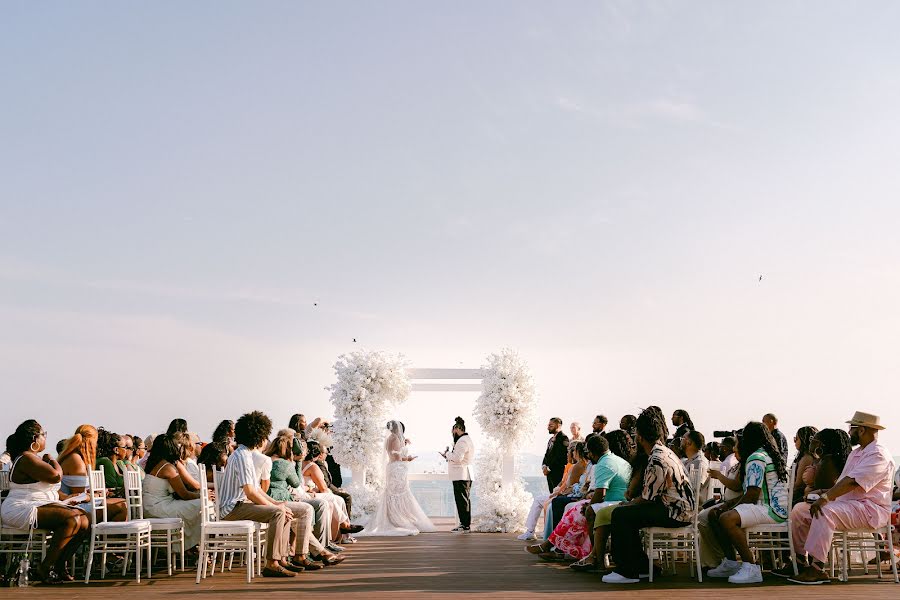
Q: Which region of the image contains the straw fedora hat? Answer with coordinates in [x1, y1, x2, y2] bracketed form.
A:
[845, 411, 886, 430]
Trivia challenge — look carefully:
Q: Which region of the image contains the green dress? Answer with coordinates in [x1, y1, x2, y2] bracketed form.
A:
[96, 456, 125, 495]
[268, 458, 303, 501]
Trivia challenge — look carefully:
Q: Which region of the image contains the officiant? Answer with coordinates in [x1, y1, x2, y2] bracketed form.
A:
[442, 416, 475, 532]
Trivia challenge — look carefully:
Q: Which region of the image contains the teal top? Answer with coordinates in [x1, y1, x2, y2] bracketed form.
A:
[267, 458, 302, 502]
[96, 456, 125, 491]
[593, 451, 632, 502]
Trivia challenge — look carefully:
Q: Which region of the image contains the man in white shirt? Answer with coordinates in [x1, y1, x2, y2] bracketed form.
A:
[698, 436, 741, 569]
[442, 417, 474, 532]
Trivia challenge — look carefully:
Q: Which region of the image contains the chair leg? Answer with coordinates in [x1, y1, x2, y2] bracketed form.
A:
[84, 538, 95, 584]
[136, 537, 142, 584]
[648, 533, 654, 583]
[246, 537, 253, 583]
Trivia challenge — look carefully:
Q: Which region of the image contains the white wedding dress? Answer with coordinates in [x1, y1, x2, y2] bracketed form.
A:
[357, 423, 436, 537]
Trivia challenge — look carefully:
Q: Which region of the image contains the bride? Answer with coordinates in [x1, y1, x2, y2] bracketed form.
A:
[356, 420, 436, 536]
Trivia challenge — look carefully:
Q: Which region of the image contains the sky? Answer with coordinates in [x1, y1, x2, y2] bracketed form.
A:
[2, 2, 900, 469]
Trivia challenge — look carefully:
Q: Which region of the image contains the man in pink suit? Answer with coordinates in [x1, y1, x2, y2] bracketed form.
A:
[779, 411, 895, 584]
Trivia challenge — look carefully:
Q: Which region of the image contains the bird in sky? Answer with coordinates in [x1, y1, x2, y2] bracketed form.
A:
[353, 338, 357, 343]
[759, 275, 763, 282]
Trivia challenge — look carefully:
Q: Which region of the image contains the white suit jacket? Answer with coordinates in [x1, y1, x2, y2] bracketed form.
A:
[446, 434, 475, 481]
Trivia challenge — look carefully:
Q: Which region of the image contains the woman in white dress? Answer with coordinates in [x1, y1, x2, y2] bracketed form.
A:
[141, 434, 202, 549]
[301, 440, 352, 547]
[0, 420, 91, 583]
[357, 421, 436, 537]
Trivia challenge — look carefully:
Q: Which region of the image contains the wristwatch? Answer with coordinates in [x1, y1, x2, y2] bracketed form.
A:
[821, 493, 830, 502]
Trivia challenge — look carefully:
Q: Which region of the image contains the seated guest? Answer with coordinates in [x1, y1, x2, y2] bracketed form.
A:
[706, 421, 789, 584]
[670, 409, 694, 442]
[218, 411, 311, 577]
[699, 436, 743, 569]
[118, 434, 144, 478]
[95, 427, 128, 497]
[58, 425, 127, 522]
[703, 441, 720, 463]
[220, 411, 343, 576]
[266, 429, 334, 558]
[763, 413, 789, 458]
[313, 437, 353, 521]
[166, 418, 188, 436]
[171, 431, 201, 492]
[129, 434, 147, 472]
[792, 426, 819, 505]
[288, 414, 308, 441]
[197, 441, 229, 483]
[619, 414, 637, 442]
[518, 444, 578, 540]
[567, 431, 633, 569]
[781, 412, 894, 584]
[602, 408, 694, 584]
[802, 428, 851, 497]
[142, 433, 202, 550]
[1, 420, 91, 583]
[682, 431, 710, 504]
[139, 434, 155, 470]
[301, 441, 362, 547]
[526, 442, 591, 555]
[212, 420, 235, 452]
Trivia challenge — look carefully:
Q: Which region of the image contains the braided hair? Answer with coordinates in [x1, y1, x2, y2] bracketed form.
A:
[814, 428, 852, 472]
[641, 406, 669, 442]
[793, 426, 819, 464]
[738, 421, 788, 483]
[606, 429, 634, 463]
[673, 409, 695, 431]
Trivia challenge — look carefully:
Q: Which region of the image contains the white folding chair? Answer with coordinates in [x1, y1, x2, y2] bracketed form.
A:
[0, 471, 51, 568]
[831, 523, 899, 583]
[84, 469, 152, 583]
[196, 464, 256, 584]
[124, 469, 185, 576]
[211, 466, 266, 577]
[744, 463, 798, 575]
[644, 466, 703, 582]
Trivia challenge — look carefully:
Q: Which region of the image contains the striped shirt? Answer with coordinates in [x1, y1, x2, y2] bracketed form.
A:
[218, 445, 259, 517]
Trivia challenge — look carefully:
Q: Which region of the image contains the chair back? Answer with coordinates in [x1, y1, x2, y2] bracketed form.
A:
[688, 465, 703, 528]
[198, 464, 216, 524]
[0, 470, 9, 492]
[211, 466, 225, 520]
[87, 468, 110, 524]
[124, 469, 144, 520]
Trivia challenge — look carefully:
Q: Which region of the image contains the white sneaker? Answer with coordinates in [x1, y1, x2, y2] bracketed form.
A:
[708, 558, 741, 578]
[728, 562, 763, 584]
[516, 531, 536, 541]
[601, 572, 640, 584]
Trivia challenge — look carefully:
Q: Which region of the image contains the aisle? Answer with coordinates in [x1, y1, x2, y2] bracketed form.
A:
[13, 517, 898, 598]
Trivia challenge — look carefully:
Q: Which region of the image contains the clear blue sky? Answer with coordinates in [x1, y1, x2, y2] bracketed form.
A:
[2, 2, 900, 461]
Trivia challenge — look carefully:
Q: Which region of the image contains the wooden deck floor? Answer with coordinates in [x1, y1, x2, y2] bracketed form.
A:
[13, 518, 899, 598]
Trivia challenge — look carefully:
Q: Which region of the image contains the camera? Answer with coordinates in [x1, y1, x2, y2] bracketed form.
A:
[713, 429, 743, 439]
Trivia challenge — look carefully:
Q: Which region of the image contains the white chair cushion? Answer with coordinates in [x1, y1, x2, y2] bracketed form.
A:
[95, 520, 152, 533]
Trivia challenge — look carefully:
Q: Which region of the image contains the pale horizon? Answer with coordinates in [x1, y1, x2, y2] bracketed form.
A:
[2, 3, 900, 464]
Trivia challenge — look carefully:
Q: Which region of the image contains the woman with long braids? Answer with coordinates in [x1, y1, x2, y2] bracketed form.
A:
[792, 426, 819, 505]
[0, 420, 91, 584]
[705, 421, 789, 584]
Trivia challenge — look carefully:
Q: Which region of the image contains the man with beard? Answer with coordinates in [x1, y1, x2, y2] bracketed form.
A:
[592, 415, 608, 436]
[441, 416, 475, 532]
[542, 417, 570, 491]
[779, 411, 895, 584]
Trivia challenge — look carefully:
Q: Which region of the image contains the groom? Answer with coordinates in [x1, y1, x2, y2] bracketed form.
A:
[441, 416, 475, 532]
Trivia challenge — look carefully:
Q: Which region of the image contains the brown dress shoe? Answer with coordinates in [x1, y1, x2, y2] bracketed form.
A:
[292, 557, 323, 571]
[262, 565, 296, 577]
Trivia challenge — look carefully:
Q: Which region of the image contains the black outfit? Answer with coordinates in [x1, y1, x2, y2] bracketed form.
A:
[318, 458, 353, 518]
[542, 432, 570, 492]
[452, 480, 471, 528]
[326, 452, 343, 488]
[772, 428, 789, 459]
[671, 422, 691, 442]
[610, 501, 690, 579]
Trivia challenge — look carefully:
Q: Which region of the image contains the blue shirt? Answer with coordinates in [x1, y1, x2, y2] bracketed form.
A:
[593, 451, 632, 502]
[218, 445, 259, 517]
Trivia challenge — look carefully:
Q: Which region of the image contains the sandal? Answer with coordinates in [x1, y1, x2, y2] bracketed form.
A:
[570, 556, 598, 572]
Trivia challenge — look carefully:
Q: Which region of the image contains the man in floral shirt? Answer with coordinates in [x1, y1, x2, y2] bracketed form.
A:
[602, 409, 695, 584]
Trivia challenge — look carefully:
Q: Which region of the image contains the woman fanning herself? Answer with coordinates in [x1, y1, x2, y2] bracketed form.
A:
[1, 420, 91, 583]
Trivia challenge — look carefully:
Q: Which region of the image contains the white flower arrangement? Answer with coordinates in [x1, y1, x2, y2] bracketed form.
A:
[327, 350, 410, 521]
[472, 348, 537, 532]
[472, 438, 532, 532]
